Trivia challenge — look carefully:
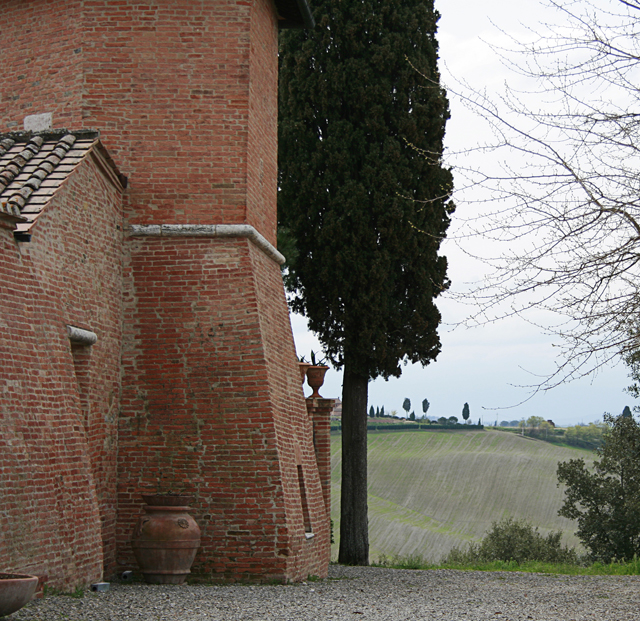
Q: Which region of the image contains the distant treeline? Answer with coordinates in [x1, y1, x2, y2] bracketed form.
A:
[331, 422, 484, 434]
[497, 421, 605, 450]
[329, 419, 605, 448]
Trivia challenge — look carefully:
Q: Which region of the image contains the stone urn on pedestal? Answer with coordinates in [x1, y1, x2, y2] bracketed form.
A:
[306, 365, 329, 397]
[131, 494, 201, 584]
[304, 351, 329, 398]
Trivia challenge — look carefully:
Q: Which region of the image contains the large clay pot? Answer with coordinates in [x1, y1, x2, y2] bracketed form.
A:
[0, 573, 38, 617]
[306, 365, 329, 397]
[131, 494, 201, 584]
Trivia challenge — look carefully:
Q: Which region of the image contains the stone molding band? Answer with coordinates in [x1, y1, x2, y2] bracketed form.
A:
[67, 325, 98, 345]
[129, 224, 286, 265]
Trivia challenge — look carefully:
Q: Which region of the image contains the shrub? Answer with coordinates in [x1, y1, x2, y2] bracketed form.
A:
[442, 517, 579, 565]
[375, 553, 427, 569]
[562, 422, 605, 449]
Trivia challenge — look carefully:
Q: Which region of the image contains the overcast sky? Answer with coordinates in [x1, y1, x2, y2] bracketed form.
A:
[291, 0, 633, 427]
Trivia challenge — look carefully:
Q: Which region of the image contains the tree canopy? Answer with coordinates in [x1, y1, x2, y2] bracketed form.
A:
[278, 0, 453, 565]
[557, 414, 640, 562]
[279, 0, 453, 380]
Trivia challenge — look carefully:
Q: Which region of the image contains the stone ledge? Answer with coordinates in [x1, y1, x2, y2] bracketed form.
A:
[129, 223, 285, 265]
[67, 325, 97, 345]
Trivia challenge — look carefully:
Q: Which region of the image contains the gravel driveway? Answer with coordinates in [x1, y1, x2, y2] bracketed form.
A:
[10, 565, 640, 620]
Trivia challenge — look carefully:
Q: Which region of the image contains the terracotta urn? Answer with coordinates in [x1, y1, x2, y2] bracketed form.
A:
[131, 494, 201, 584]
[306, 365, 329, 398]
[0, 573, 38, 617]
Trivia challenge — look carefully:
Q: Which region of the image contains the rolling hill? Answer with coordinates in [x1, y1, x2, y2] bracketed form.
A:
[330, 428, 595, 562]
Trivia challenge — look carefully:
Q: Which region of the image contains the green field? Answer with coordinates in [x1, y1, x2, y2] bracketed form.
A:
[330, 428, 595, 563]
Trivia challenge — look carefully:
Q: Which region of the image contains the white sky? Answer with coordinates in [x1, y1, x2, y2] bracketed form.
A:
[290, 0, 633, 427]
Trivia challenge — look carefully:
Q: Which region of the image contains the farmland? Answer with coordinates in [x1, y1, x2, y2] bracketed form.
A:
[330, 428, 595, 562]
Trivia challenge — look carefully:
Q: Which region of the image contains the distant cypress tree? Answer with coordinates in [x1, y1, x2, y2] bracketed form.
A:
[279, 0, 453, 565]
[622, 405, 632, 418]
[369, 405, 375, 418]
[462, 402, 470, 422]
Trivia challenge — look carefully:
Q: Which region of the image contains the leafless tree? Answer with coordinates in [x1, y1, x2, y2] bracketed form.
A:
[448, 0, 640, 389]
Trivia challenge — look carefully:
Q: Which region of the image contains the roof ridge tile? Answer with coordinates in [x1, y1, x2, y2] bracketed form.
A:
[0, 137, 45, 190]
[59, 135, 77, 147]
[4, 133, 77, 210]
[0, 138, 16, 157]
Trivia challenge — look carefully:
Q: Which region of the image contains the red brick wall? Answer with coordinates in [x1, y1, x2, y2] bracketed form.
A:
[1, 0, 277, 236]
[307, 398, 334, 522]
[247, 0, 279, 245]
[0, 153, 124, 589]
[81, 1, 258, 227]
[251, 247, 331, 580]
[0, 0, 84, 130]
[1, 0, 330, 583]
[118, 237, 329, 582]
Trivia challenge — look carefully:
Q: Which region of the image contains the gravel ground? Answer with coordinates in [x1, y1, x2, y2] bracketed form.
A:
[9, 565, 640, 621]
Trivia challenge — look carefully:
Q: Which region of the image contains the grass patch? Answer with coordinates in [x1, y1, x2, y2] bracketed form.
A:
[371, 554, 640, 575]
[369, 518, 640, 576]
[43, 585, 85, 598]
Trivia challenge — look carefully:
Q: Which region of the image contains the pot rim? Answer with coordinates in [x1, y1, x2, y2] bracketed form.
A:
[0, 573, 38, 582]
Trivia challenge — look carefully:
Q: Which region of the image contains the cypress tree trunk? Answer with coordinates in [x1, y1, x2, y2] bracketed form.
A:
[338, 363, 369, 565]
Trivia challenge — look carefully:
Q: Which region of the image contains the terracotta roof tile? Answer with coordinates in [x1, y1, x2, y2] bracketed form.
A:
[0, 129, 124, 230]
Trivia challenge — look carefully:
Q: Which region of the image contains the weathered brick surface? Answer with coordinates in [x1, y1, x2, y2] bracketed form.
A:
[306, 398, 334, 522]
[251, 247, 331, 580]
[1, 0, 278, 244]
[0, 0, 84, 131]
[1, 0, 330, 585]
[0, 154, 124, 589]
[118, 237, 329, 582]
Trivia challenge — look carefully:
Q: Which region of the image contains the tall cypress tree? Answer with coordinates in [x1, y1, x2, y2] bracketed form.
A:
[279, 0, 453, 565]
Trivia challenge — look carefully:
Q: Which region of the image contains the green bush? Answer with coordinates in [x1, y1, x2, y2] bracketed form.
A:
[442, 517, 579, 565]
[563, 422, 605, 449]
[374, 553, 427, 569]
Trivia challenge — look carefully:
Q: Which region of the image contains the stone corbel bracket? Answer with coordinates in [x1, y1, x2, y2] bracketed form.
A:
[129, 224, 286, 265]
[67, 325, 98, 346]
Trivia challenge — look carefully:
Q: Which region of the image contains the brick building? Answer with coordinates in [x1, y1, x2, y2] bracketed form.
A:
[0, 0, 332, 589]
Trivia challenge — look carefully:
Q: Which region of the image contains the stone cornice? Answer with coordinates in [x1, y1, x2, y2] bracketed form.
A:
[129, 224, 286, 265]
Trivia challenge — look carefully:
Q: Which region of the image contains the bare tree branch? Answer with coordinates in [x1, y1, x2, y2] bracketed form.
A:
[445, 0, 640, 389]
